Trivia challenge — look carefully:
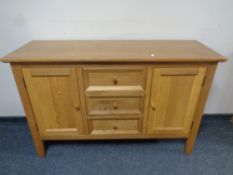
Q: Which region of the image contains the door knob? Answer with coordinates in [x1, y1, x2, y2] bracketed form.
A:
[151, 104, 156, 111]
[75, 105, 80, 111]
[113, 78, 118, 85]
[113, 102, 118, 110]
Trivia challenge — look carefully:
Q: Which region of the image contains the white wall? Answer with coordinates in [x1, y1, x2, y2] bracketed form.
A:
[0, 0, 233, 116]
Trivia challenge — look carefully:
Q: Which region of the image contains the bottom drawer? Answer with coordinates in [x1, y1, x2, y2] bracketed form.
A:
[88, 119, 141, 135]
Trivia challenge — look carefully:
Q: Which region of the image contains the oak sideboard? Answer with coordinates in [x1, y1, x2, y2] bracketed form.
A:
[0, 40, 226, 157]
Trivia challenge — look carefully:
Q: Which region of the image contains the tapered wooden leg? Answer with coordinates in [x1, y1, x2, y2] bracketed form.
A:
[35, 140, 45, 158]
[11, 64, 46, 158]
[185, 116, 203, 154]
[36, 144, 45, 158]
[185, 63, 217, 154]
[27, 121, 45, 158]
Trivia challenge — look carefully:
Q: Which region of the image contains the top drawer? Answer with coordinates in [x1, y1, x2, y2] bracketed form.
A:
[83, 67, 146, 89]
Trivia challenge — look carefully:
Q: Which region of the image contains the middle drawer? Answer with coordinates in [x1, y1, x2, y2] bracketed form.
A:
[86, 97, 144, 116]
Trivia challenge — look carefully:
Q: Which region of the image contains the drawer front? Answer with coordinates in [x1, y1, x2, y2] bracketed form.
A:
[83, 67, 146, 89]
[88, 119, 141, 135]
[86, 97, 144, 115]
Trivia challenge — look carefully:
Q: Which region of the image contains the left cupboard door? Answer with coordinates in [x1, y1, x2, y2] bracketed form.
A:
[22, 68, 84, 137]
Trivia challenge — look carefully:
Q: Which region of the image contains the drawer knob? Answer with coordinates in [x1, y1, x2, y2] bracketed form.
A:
[75, 105, 80, 111]
[151, 104, 156, 111]
[113, 103, 118, 110]
[113, 78, 118, 85]
[113, 126, 118, 130]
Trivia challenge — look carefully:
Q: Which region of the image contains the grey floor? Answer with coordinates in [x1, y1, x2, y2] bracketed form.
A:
[0, 115, 232, 175]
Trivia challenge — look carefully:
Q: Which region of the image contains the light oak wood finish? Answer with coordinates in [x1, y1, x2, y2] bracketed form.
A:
[1, 40, 226, 63]
[185, 63, 217, 154]
[11, 64, 45, 158]
[0, 40, 226, 157]
[85, 86, 144, 97]
[88, 119, 141, 135]
[86, 97, 144, 116]
[40, 132, 189, 140]
[147, 67, 206, 136]
[81, 66, 146, 136]
[83, 67, 146, 87]
[22, 68, 84, 136]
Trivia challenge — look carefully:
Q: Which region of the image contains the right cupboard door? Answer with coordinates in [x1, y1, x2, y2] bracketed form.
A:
[147, 67, 206, 136]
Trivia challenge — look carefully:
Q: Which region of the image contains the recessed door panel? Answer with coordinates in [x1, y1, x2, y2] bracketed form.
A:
[23, 68, 83, 136]
[147, 67, 206, 135]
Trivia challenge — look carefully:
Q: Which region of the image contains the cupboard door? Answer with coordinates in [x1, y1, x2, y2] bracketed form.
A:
[147, 67, 206, 135]
[23, 68, 83, 136]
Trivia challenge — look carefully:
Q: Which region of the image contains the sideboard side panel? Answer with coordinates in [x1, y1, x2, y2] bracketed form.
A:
[11, 64, 45, 158]
[185, 63, 217, 154]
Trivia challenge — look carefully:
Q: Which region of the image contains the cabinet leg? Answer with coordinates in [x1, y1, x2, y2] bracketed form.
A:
[30, 129, 45, 158]
[184, 112, 204, 154]
[185, 138, 195, 155]
[184, 111, 204, 155]
[34, 139, 45, 158]
[26, 119, 46, 158]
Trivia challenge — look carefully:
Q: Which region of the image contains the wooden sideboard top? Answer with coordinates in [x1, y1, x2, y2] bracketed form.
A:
[1, 40, 226, 63]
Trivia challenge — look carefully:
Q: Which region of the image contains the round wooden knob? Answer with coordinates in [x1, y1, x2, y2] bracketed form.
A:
[113, 126, 118, 130]
[151, 104, 156, 111]
[75, 105, 80, 111]
[113, 103, 118, 110]
[113, 78, 118, 85]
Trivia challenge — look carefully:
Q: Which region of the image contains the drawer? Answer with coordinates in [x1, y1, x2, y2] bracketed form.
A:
[85, 86, 144, 97]
[83, 67, 146, 88]
[88, 119, 141, 135]
[86, 97, 144, 116]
